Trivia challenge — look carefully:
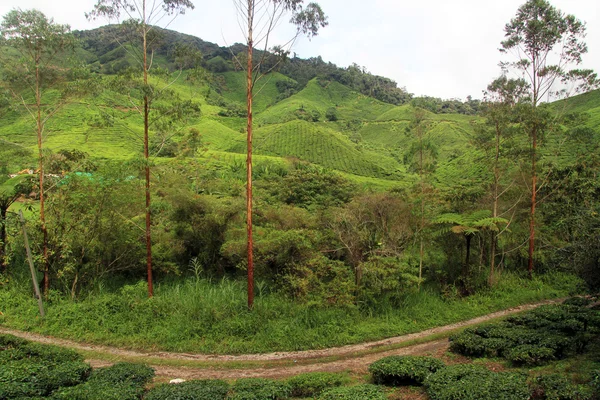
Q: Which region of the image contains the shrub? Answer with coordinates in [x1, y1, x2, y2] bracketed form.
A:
[317, 384, 386, 400]
[228, 378, 291, 400]
[449, 331, 488, 357]
[0, 333, 28, 349]
[12, 341, 83, 363]
[424, 364, 530, 400]
[504, 345, 556, 366]
[563, 297, 592, 307]
[50, 381, 145, 400]
[368, 355, 445, 386]
[591, 371, 599, 397]
[530, 374, 594, 400]
[145, 379, 229, 400]
[286, 372, 350, 397]
[0, 359, 91, 398]
[88, 362, 155, 386]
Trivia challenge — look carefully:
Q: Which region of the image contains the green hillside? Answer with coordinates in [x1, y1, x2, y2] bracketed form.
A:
[256, 79, 394, 125]
[1, 25, 599, 188]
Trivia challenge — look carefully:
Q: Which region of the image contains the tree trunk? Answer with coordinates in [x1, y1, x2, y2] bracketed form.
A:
[490, 122, 500, 284]
[0, 206, 7, 273]
[36, 64, 49, 297]
[142, 5, 153, 298]
[528, 124, 537, 279]
[464, 234, 472, 277]
[246, 0, 255, 310]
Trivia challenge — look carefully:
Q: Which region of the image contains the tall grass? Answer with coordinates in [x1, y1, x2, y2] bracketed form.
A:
[0, 272, 582, 354]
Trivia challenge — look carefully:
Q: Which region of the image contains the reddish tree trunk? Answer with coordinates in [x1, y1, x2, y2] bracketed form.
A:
[0, 207, 7, 273]
[246, 1, 254, 310]
[528, 127, 537, 278]
[142, 5, 153, 298]
[35, 64, 50, 297]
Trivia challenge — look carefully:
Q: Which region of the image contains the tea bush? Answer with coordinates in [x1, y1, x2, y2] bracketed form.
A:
[145, 379, 229, 400]
[317, 384, 387, 400]
[50, 363, 154, 400]
[228, 378, 291, 400]
[286, 372, 350, 397]
[87, 362, 155, 386]
[0, 359, 91, 398]
[530, 374, 594, 400]
[450, 303, 600, 365]
[50, 381, 146, 400]
[424, 364, 530, 400]
[368, 355, 445, 386]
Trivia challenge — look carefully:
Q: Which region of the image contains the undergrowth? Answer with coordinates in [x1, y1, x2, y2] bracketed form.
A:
[0, 272, 582, 354]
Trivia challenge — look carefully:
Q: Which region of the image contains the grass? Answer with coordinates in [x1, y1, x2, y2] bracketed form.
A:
[0, 271, 582, 355]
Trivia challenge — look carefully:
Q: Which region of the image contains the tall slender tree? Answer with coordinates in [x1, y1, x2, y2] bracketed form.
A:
[500, 0, 597, 277]
[476, 76, 528, 283]
[87, 0, 194, 297]
[404, 107, 436, 286]
[0, 9, 75, 294]
[233, 0, 327, 309]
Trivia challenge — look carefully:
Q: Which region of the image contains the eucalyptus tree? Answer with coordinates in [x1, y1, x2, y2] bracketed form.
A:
[87, 0, 195, 297]
[500, 0, 598, 276]
[475, 76, 528, 283]
[0, 9, 75, 294]
[403, 107, 436, 286]
[233, 0, 327, 309]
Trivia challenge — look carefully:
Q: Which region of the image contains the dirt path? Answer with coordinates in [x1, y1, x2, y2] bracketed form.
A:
[0, 298, 562, 380]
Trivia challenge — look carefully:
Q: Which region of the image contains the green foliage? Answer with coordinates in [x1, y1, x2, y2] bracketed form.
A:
[275, 164, 356, 208]
[530, 374, 594, 400]
[88, 362, 155, 386]
[50, 381, 145, 400]
[286, 372, 350, 397]
[449, 303, 600, 365]
[228, 378, 291, 400]
[325, 107, 338, 121]
[424, 364, 530, 400]
[368, 355, 445, 386]
[280, 255, 356, 306]
[51, 362, 155, 400]
[0, 272, 581, 354]
[591, 371, 600, 396]
[0, 359, 91, 398]
[505, 345, 556, 365]
[145, 379, 229, 400]
[0, 334, 91, 399]
[317, 384, 386, 400]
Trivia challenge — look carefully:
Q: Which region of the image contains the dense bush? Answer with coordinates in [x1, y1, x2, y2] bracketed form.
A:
[530, 374, 594, 400]
[145, 379, 229, 400]
[424, 364, 530, 400]
[0, 341, 84, 364]
[591, 371, 600, 397]
[505, 344, 556, 365]
[286, 372, 350, 397]
[449, 303, 600, 365]
[0, 333, 28, 349]
[0, 359, 91, 398]
[50, 381, 145, 400]
[317, 384, 386, 400]
[50, 363, 154, 400]
[88, 362, 155, 386]
[228, 378, 291, 400]
[368, 355, 445, 386]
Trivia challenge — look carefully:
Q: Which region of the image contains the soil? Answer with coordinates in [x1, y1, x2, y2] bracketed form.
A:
[0, 298, 562, 381]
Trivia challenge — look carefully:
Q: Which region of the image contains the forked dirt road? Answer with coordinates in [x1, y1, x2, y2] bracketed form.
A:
[0, 299, 562, 380]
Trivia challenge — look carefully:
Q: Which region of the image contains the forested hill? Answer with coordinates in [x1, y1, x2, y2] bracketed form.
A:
[74, 25, 479, 114]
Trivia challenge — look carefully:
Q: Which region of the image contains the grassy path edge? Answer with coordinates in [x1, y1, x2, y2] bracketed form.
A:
[0, 298, 564, 373]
